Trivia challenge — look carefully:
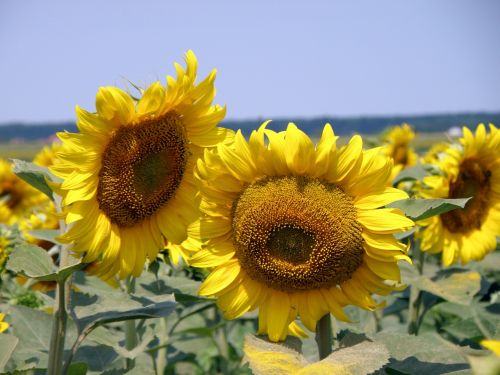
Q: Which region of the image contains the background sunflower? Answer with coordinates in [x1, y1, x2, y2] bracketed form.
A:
[418, 123, 500, 266]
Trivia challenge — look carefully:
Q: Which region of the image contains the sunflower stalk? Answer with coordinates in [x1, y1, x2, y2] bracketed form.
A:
[155, 317, 169, 373]
[47, 196, 71, 375]
[316, 313, 333, 360]
[47, 277, 69, 375]
[125, 277, 138, 370]
[408, 243, 425, 335]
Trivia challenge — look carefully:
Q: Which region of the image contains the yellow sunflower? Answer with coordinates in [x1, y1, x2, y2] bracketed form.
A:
[482, 340, 500, 357]
[421, 142, 450, 165]
[188, 122, 414, 341]
[419, 124, 500, 266]
[381, 123, 418, 183]
[50, 51, 231, 279]
[0, 159, 48, 224]
[33, 141, 63, 167]
[0, 312, 9, 333]
[0, 235, 8, 269]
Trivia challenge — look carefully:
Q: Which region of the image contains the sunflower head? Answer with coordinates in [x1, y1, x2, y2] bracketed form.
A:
[0, 159, 48, 224]
[421, 142, 450, 165]
[189, 122, 414, 341]
[51, 51, 231, 279]
[0, 235, 9, 270]
[419, 124, 500, 266]
[381, 123, 418, 183]
[33, 142, 64, 167]
[0, 312, 9, 333]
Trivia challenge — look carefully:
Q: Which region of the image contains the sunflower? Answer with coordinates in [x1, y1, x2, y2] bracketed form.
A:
[482, 340, 500, 357]
[188, 122, 414, 341]
[0, 235, 8, 270]
[380, 123, 418, 183]
[421, 142, 450, 165]
[0, 159, 48, 224]
[50, 51, 231, 279]
[0, 312, 9, 333]
[419, 124, 500, 266]
[33, 141, 63, 167]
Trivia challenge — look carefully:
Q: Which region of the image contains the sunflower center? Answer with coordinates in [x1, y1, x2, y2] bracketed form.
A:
[231, 176, 364, 292]
[0, 185, 22, 210]
[393, 144, 408, 165]
[97, 113, 187, 227]
[441, 157, 491, 233]
[267, 226, 315, 264]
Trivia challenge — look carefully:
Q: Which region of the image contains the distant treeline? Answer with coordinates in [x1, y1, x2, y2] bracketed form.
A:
[1, 112, 499, 141]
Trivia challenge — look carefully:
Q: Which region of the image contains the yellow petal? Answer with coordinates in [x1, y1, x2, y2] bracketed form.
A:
[199, 259, 242, 296]
[284, 123, 315, 175]
[355, 187, 408, 209]
[357, 208, 414, 234]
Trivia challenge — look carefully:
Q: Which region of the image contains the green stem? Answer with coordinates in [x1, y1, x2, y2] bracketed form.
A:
[47, 279, 68, 375]
[315, 314, 333, 360]
[125, 320, 138, 370]
[125, 277, 137, 370]
[47, 196, 71, 375]
[408, 245, 425, 335]
[155, 317, 169, 373]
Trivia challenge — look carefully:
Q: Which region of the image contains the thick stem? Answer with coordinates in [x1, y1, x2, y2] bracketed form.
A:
[315, 314, 333, 360]
[47, 279, 68, 375]
[125, 277, 137, 370]
[155, 317, 169, 374]
[47, 196, 71, 375]
[408, 245, 425, 335]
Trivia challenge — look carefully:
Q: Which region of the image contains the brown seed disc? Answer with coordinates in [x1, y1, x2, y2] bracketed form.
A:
[97, 112, 187, 227]
[441, 157, 491, 233]
[231, 176, 364, 292]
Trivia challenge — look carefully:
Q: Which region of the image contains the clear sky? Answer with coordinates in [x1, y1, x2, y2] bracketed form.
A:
[1, 0, 499, 123]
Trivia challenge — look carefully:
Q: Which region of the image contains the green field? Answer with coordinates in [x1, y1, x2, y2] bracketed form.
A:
[0, 132, 451, 162]
[0, 141, 48, 161]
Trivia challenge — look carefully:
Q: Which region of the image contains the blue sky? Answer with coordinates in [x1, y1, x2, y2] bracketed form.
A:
[0, 0, 499, 123]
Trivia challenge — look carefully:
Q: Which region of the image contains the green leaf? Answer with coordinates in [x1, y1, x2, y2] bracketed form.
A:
[6, 243, 55, 279]
[11, 159, 57, 200]
[393, 164, 433, 185]
[0, 334, 19, 372]
[77, 294, 176, 329]
[388, 197, 471, 221]
[375, 331, 470, 373]
[467, 353, 500, 375]
[67, 362, 88, 375]
[29, 229, 61, 245]
[6, 305, 77, 371]
[442, 317, 496, 341]
[414, 270, 482, 305]
[6, 242, 84, 282]
[73, 344, 119, 372]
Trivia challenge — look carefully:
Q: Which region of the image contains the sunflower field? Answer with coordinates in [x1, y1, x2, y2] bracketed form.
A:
[1, 51, 500, 375]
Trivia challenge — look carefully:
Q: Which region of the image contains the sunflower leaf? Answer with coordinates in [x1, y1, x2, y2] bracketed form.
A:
[11, 159, 58, 200]
[392, 164, 435, 185]
[75, 289, 176, 332]
[413, 270, 482, 305]
[0, 334, 19, 372]
[28, 229, 61, 245]
[6, 243, 55, 279]
[374, 331, 470, 373]
[387, 197, 471, 221]
[6, 242, 84, 282]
